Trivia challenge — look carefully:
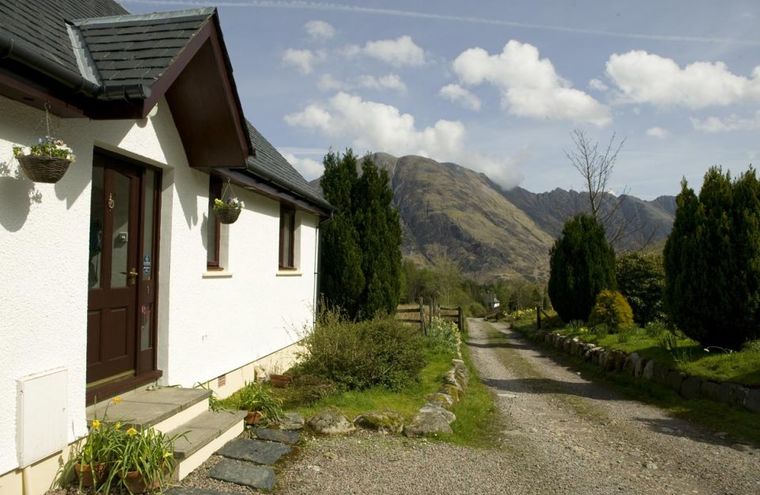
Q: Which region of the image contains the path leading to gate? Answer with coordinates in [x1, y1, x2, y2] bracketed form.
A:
[195, 318, 760, 495]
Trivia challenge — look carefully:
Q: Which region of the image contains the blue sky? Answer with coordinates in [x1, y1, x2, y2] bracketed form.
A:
[123, 0, 760, 199]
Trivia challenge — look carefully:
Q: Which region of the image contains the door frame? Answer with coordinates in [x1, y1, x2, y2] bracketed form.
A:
[86, 148, 163, 404]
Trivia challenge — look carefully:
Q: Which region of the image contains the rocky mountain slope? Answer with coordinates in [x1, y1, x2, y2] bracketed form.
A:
[317, 152, 676, 281]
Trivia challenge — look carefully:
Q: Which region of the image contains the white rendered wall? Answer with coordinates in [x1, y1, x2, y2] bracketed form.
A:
[0, 94, 319, 477]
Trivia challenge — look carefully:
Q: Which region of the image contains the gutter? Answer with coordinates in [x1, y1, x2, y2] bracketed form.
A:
[0, 31, 100, 96]
[245, 163, 334, 215]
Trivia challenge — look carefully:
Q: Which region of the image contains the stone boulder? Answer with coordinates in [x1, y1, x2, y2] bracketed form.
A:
[419, 403, 456, 424]
[278, 411, 305, 431]
[307, 408, 355, 435]
[354, 410, 404, 434]
[426, 392, 455, 409]
[404, 410, 454, 437]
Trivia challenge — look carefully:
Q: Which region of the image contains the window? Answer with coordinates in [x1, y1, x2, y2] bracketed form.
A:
[207, 176, 222, 269]
[279, 205, 296, 269]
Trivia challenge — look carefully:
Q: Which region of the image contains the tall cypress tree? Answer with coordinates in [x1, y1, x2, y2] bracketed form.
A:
[319, 150, 364, 316]
[353, 156, 402, 318]
[664, 167, 760, 347]
[548, 214, 616, 322]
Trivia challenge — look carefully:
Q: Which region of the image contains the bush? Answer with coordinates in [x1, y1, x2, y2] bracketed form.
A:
[297, 311, 425, 390]
[589, 290, 634, 332]
[426, 317, 461, 355]
[224, 382, 283, 424]
[616, 252, 665, 326]
[548, 214, 616, 322]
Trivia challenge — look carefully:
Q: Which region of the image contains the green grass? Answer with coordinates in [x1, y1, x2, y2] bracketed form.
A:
[284, 348, 453, 423]
[523, 318, 760, 387]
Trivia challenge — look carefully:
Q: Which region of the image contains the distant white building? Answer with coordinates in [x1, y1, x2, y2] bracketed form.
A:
[0, 2, 330, 493]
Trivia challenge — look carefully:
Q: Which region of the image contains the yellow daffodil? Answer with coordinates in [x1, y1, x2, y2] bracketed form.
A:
[114, 422, 121, 430]
[126, 427, 138, 437]
[112, 396, 123, 404]
[91, 419, 101, 430]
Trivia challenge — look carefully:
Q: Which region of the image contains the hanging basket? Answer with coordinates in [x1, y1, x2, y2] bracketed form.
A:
[17, 154, 72, 183]
[215, 205, 242, 224]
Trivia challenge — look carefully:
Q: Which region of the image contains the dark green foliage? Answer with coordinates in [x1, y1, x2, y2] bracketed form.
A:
[297, 311, 425, 390]
[616, 252, 665, 325]
[319, 151, 365, 316]
[664, 167, 760, 348]
[354, 157, 403, 318]
[548, 214, 616, 322]
[589, 290, 634, 331]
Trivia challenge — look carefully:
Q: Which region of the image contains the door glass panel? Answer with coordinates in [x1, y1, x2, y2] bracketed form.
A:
[142, 170, 155, 280]
[110, 172, 131, 288]
[88, 166, 104, 289]
[140, 304, 151, 351]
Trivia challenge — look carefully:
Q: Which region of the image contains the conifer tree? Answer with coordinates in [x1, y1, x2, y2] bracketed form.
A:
[548, 214, 616, 322]
[319, 150, 364, 316]
[664, 167, 760, 348]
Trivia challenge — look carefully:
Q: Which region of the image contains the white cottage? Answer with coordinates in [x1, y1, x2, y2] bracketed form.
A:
[0, 2, 330, 493]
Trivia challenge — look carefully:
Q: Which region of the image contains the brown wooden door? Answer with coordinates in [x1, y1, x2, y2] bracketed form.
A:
[86, 155, 142, 386]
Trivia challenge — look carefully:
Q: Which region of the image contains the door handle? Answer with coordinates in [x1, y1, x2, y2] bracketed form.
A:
[121, 269, 139, 284]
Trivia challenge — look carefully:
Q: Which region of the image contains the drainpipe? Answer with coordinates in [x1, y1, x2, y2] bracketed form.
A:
[0, 32, 100, 96]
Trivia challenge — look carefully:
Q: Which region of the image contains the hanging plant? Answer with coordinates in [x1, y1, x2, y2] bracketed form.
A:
[212, 180, 243, 224]
[13, 137, 75, 184]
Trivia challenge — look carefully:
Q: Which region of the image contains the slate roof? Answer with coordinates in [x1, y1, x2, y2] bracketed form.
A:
[72, 9, 214, 100]
[246, 122, 331, 211]
[0, 0, 127, 74]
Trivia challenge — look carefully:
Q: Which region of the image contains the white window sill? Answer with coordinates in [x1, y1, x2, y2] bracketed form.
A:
[203, 270, 233, 279]
[276, 270, 302, 277]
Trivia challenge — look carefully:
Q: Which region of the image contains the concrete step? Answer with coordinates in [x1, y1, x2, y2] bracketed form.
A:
[170, 409, 247, 480]
[87, 386, 211, 433]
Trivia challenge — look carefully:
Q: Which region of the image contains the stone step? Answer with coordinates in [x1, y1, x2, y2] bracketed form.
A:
[87, 387, 211, 433]
[209, 459, 276, 491]
[170, 410, 247, 480]
[217, 438, 292, 465]
[251, 427, 300, 445]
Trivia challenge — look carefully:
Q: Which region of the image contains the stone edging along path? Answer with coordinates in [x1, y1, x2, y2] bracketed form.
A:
[524, 328, 760, 414]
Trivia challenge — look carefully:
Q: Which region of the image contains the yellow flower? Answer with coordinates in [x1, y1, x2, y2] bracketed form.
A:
[112, 396, 123, 404]
[91, 419, 101, 430]
[126, 427, 138, 437]
[114, 422, 121, 430]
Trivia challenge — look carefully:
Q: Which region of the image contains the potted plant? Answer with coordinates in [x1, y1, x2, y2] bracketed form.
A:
[59, 420, 122, 491]
[13, 136, 75, 183]
[234, 382, 284, 426]
[213, 197, 244, 224]
[114, 426, 180, 494]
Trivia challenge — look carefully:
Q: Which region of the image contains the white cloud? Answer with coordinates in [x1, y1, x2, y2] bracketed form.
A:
[691, 112, 760, 132]
[344, 35, 425, 67]
[284, 92, 521, 188]
[606, 50, 760, 108]
[357, 74, 407, 92]
[645, 126, 670, 139]
[304, 20, 335, 41]
[452, 40, 611, 126]
[439, 83, 482, 111]
[318, 73, 407, 93]
[282, 49, 325, 74]
[588, 78, 609, 92]
[281, 152, 324, 180]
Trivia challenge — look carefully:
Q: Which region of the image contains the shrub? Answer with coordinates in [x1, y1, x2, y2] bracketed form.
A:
[548, 214, 616, 322]
[588, 290, 634, 332]
[297, 311, 425, 390]
[616, 252, 664, 326]
[665, 168, 760, 348]
[226, 382, 283, 424]
[426, 317, 461, 355]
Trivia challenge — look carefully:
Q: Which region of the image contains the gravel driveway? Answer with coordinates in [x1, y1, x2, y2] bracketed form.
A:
[180, 318, 760, 494]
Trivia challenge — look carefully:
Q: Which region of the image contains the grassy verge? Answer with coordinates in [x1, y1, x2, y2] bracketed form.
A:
[511, 318, 760, 445]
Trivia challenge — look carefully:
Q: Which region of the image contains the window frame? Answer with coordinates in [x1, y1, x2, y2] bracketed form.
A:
[279, 204, 296, 270]
[207, 176, 222, 269]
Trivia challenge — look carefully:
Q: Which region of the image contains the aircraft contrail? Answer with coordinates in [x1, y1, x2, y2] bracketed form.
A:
[123, 0, 760, 46]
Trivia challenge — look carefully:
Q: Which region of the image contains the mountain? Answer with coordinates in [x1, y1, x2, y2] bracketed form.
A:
[315, 152, 676, 281]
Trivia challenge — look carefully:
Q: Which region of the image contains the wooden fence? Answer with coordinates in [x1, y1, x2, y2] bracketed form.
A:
[396, 300, 464, 334]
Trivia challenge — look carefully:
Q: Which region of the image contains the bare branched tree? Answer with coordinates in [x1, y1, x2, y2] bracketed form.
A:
[565, 129, 657, 248]
[565, 128, 625, 220]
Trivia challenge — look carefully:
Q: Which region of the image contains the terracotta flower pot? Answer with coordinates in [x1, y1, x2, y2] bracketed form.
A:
[122, 470, 160, 494]
[74, 462, 109, 488]
[245, 410, 264, 425]
[269, 374, 293, 388]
